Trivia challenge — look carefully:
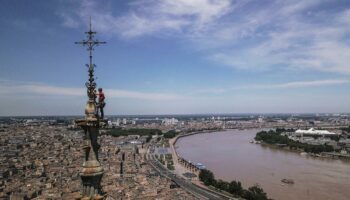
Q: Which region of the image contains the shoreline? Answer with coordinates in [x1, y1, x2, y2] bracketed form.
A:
[172, 128, 350, 176]
[172, 128, 266, 160]
[170, 128, 350, 200]
[169, 129, 240, 200]
[258, 142, 350, 160]
[175, 128, 350, 161]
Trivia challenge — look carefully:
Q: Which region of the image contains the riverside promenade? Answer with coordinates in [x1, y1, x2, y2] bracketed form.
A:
[169, 131, 238, 200]
[170, 132, 201, 178]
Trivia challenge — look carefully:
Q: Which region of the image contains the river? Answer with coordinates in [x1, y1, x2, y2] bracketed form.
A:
[175, 129, 350, 200]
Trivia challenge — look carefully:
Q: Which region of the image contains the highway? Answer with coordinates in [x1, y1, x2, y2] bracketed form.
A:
[147, 154, 234, 200]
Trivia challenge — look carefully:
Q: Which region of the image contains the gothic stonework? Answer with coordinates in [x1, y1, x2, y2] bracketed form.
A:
[75, 19, 107, 200]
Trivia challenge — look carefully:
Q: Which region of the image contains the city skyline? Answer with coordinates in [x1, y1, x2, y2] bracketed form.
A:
[1, 0, 350, 116]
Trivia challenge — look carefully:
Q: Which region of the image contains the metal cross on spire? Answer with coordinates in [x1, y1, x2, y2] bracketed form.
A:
[75, 18, 106, 103]
[75, 17, 106, 66]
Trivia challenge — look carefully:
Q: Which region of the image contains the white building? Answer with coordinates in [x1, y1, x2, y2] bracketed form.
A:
[162, 118, 179, 125]
[295, 128, 339, 135]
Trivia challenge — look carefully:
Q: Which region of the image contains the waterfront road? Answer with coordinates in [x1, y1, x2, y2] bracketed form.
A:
[147, 155, 235, 200]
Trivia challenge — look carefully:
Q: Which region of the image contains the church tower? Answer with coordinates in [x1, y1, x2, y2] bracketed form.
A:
[74, 19, 106, 200]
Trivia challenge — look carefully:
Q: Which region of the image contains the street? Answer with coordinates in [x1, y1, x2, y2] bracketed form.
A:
[147, 154, 234, 200]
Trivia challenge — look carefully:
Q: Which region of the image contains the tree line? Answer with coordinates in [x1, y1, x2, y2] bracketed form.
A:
[341, 126, 350, 133]
[104, 128, 179, 142]
[163, 130, 178, 138]
[199, 169, 270, 200]
[255, 129, 334, 154]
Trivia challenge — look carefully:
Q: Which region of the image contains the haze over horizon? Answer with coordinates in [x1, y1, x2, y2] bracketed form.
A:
[1, 0, 350, 116]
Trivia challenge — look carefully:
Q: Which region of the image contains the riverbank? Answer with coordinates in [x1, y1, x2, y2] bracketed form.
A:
[169, 130, 239, 200]
[173, 128, 348, 163]
[174, 129, 350, 200]
[171, 129, 272, 200]
[254, 139, 350, 161]
[254, 129, 350, 160]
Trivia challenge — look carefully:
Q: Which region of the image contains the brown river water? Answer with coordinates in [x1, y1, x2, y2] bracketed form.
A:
[175, 129, 350, 200]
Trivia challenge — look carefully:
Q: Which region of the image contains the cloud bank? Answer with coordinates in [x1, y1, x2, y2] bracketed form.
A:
[1, 79, 349, 115]
[1, 79, 349, 97]
[60, 0, 350, 74]
[0, 81, 183, 101]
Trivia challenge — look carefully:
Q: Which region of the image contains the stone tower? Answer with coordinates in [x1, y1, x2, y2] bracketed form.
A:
[74, 19, 106, 200]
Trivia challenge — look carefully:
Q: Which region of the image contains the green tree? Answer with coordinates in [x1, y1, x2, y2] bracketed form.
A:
[242, 185, 268, 200]
[228, 180, 243, 196]
[215, 179, 229, 191]
[199, 169, 216, 186]
[163, 130, 177, 138]
[198, 169, 270, 199]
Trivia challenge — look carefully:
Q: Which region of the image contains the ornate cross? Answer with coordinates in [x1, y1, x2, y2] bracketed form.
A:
[75, 18, 106, 103]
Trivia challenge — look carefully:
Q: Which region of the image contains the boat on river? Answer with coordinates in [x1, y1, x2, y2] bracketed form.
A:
[281, 179, 295, 184]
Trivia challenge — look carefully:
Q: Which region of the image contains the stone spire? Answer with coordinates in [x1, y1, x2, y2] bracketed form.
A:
[75, 18, 106, 200]
[75, 18, 106, 121]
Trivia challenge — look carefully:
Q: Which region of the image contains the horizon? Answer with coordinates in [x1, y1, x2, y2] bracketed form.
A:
[1, 0, 350, 116]
[1, 112, 349, 118]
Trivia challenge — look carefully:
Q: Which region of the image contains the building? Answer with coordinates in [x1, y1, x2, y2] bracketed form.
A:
[295, 128, 339, 135]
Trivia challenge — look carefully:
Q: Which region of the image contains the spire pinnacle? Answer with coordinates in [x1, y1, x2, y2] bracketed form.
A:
[89, 16, 92, 33]
[75, 17, 106, 66]
[75, 18, 106, 103]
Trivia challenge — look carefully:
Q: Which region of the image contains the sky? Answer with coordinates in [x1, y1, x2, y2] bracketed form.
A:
[1, 0, 350, 116]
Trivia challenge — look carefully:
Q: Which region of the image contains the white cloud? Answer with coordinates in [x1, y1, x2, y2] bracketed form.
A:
[115, 0, 232, 38]
[59, 12, 80, 28]
[203, 2, 350, 74]
[197, 79, 350, 94]
[255, 79, 350, 89]
[0, 84, 83, 96]
[59, 0, 350, 74]
[1, 79, 349, 115]
[105, 89, 183, 100]
[60, 0, 232, 38]
[2, 78, 347, 102]
[0, 81, 184, 101]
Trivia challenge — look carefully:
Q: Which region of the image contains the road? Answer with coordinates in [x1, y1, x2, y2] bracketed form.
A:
[147, 154, 234, 200]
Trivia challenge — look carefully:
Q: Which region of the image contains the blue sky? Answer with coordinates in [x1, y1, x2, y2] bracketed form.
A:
[1, 0, 350, 116]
